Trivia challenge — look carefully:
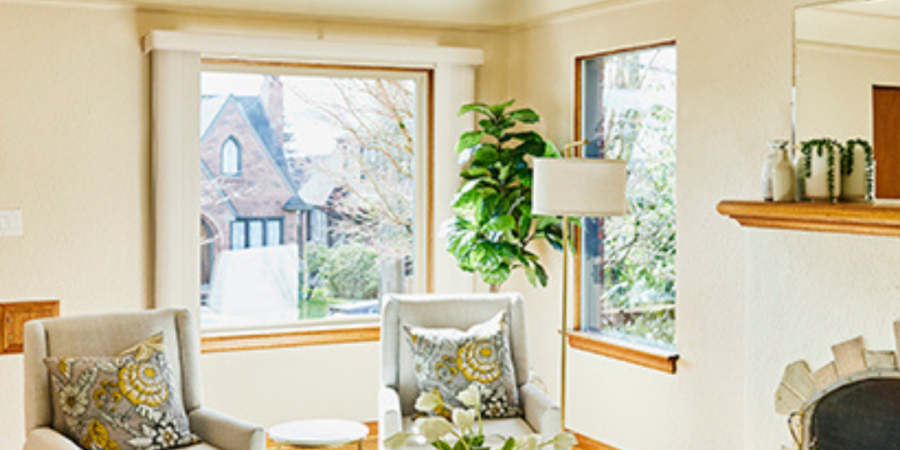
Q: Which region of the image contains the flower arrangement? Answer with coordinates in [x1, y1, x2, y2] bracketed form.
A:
[386, 385, 577, 450]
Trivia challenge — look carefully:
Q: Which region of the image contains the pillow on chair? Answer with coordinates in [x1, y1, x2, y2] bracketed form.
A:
[403, 311, 520, 419]
[44, 333, 198, 450]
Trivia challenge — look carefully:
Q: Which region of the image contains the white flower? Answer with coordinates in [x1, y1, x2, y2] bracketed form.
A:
[515, 434, 541, 450]
[384, 432, 411, 450]
[452, 408, 476, 430]
[415, 417, 454, 443]
[456, 384, 481, 408]
[551, 433, 578, 450]
[415, 391, 443, 412]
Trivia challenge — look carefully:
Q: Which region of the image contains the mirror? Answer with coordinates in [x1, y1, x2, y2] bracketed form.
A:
[795, 0, 900, 198]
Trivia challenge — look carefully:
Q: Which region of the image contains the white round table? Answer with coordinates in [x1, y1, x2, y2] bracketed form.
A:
[269, 419, 370, 449]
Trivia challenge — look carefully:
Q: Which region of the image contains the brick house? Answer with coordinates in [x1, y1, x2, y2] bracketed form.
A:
[200, 75, 306, 288]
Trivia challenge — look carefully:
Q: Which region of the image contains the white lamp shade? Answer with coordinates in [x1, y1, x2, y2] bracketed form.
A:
[532, 158, 627, 217]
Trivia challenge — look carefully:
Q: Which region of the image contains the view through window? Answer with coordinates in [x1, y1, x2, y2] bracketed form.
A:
[199, 65, 423, 329]
[579, 44, 676, 350]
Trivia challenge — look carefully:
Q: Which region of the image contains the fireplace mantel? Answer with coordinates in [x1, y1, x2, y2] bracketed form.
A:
[717, 200, 900, 238]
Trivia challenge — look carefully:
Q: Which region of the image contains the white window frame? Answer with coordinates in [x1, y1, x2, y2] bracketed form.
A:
[146, 31, 483, 334]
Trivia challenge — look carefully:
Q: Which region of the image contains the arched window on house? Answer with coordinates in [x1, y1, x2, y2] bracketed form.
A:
[221, 137, 241, 176]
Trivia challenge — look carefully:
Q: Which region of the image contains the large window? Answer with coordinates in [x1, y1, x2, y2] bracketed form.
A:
[199, 63, 428, 330]
[578, 43, 676, 351]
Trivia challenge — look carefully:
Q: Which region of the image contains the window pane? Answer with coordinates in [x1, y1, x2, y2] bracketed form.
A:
[248, 220, 264, 248]
[580, 44, 677, 350]
[231, 221, 246, 249]
[266, 220, 281, 246]
[200, 69, 420, 329]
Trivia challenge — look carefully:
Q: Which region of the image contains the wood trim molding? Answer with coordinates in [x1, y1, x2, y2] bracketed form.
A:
[202, 325, 379, 353]
[568, 331, 678, 374]
[0, 300, 60, 354]
[717, 200, 900, 237]
[569, 430, 621, 450]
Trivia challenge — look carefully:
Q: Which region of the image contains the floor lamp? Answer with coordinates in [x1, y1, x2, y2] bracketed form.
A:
[532, 142, 627, 428]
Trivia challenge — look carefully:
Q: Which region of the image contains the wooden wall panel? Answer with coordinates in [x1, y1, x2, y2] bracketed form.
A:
[0, 300, 59, 354]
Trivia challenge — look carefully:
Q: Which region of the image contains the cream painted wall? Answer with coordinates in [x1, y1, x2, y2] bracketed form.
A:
[0, 2, 506, 448]
[796, 44, 900, 141]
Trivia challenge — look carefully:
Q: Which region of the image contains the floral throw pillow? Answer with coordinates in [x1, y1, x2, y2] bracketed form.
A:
[403, 311, 520, 419]
[44, 333, 199, 450]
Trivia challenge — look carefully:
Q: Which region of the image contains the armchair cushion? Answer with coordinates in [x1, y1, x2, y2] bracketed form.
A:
[402, 311, 520, 418]
[44, 333, 198, 450]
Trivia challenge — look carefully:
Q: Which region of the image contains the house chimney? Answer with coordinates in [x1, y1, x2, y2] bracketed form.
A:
[260, 75, 284, 148]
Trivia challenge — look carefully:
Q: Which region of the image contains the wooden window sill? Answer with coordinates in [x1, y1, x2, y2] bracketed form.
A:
[201, 325, 380, 354]
[717, 200, 900, 237]
[567, 331, 678, 374]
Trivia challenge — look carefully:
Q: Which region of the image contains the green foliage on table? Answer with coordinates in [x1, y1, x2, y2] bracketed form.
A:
[444, 100, 563, 288]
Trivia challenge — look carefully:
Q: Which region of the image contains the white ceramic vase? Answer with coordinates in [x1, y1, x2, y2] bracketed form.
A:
[772, 148, 795, 202]
[762, 140, 788, 201]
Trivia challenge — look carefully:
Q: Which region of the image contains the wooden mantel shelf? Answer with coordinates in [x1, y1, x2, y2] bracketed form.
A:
[717, 200, 900, 237]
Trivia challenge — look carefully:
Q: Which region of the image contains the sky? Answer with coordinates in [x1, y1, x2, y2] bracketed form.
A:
[202, 72, 348, 157]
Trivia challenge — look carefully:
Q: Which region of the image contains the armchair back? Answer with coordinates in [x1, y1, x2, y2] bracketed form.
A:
[23, 308, 203, 433]
[380, 293, 529, 415]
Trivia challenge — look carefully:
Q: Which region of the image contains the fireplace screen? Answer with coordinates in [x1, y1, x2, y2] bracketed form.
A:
[808, 378, 900, 450]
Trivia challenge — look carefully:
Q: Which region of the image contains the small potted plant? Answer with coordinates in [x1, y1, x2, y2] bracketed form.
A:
[797, 138, 842, 202]
[386, 385, 577, 450]
[840, 138, 874, 202]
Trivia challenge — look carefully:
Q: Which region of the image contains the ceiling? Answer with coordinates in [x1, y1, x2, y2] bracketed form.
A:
[49, 0, 608, 27]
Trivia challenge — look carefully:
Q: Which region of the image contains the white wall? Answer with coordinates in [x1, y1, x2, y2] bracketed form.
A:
[796, 43, 900, 141]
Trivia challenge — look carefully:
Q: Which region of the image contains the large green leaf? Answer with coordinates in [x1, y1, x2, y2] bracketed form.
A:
[488, 99, 515, 118]
[457, 131, 485, 152]
[508, 108, 540, 124]
[460, 167, 490, 179]
[473, 145, 500, 164]
[484, 214, 515, 232]
[458, 102, 493, 118]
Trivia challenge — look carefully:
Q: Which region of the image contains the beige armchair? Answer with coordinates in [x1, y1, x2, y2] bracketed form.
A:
[379, 293, 560, 448]
[23, 308, 265, 450]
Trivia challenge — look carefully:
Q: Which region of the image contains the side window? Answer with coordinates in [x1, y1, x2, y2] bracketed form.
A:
[578, 43, 677, 351]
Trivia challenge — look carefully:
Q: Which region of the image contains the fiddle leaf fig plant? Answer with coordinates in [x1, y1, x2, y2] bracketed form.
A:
[444, 100, 563, 289]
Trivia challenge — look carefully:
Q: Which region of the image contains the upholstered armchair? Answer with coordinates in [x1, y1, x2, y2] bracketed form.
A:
[379, 293, 561, 449]
[23, 308, 266, 450]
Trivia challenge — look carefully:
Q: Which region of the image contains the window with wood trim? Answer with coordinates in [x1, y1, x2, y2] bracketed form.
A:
[577, 43, 676, 352]
[199, 62, 431, 331]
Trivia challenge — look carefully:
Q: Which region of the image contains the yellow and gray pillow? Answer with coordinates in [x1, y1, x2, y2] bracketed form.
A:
[403, 311, 520, 418]
[44, 333, 198, 450]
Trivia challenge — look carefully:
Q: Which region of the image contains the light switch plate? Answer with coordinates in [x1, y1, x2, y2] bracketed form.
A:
[0, 209, 23, 236]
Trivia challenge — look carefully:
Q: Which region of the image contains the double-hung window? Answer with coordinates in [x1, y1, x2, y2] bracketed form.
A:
[577, 43, 677, 354]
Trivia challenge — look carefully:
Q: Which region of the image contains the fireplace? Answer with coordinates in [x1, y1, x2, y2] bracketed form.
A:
[775, 324, 900, 450]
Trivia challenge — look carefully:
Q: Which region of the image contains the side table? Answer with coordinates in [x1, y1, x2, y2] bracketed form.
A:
[269, 419, 370, 450]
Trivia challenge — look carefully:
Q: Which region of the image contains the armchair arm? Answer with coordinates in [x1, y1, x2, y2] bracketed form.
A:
[23, 428, 81, 450]
[379, 386, 403, 442]
[520, 383, 561, 438]
[189, 407, 266, 450]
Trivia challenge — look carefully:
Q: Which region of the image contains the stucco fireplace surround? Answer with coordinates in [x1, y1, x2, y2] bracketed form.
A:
[775, 322, 900, 450]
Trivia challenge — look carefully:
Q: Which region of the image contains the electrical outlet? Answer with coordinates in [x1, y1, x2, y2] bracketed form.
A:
[0, 209, 23, 237]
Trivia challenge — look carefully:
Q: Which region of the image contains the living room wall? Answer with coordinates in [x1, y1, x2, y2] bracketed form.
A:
[5, 0, 900, 449]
